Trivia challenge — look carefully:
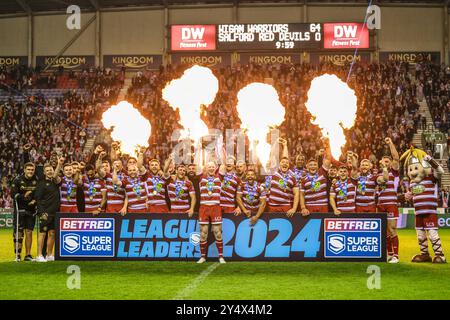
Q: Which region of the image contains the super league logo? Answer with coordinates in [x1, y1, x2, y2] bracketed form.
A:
[327, 235, 346, 254]
[63, 233, 80, 253]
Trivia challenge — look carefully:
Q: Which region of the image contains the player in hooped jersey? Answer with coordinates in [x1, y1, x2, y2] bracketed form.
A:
[265, 139, 299, 216]
[219, 156, 241, 215]
[145, 158, 169, 213]
[404, 152, 446, 263]
[290, 154, 307, 182]
[76, 164, 107, 214]
[299, 147, 332, 215]
[97, 151, 128, 215]
[196, 161, 226, 264]
[113, 163, 148, 213]
[163, 158, 196, 215]
[330, 165, 358, 214]
[377, 137, 401, 263]
[58, 163, 78, 213]
[350, 156, 379, 213]
[236, 168, 267, 225]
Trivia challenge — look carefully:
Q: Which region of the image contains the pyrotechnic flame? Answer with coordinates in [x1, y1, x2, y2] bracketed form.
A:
[162, 65, 218, 142]
[101, 101, 152, 156]
[305, 74, 357, 160]
[236, 83, 285, 170]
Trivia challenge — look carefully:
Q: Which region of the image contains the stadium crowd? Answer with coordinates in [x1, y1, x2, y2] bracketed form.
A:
[416, 62, 450, 133]
[0, 66, 124, 208]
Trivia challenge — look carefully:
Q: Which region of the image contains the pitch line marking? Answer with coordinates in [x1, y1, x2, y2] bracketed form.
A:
[172, 263, 220, 300]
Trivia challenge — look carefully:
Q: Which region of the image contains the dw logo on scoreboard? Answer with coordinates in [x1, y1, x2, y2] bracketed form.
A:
[324, 219, 382, 259]
[59, 218, 115, 257]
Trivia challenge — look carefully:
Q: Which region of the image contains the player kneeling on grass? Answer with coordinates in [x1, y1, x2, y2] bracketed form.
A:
[236, 169, 267, 225]
[197, 161, 225, 264]
[34, 159, 64, 262]
[402, 147, 447, 264]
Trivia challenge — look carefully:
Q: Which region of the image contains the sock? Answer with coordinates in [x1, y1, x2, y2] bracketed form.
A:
[200, 241, 207, 258]
[391, 235, 399, 258]
[216, 240, 223, 258]
[387, 235, 393, 256]
[416, 229, 429, 255]
[428, 230, 444, 257]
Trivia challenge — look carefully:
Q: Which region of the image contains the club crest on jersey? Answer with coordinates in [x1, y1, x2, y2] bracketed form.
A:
[411, 185, 425, 195]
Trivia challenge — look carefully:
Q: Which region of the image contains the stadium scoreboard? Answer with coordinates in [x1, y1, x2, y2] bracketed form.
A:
[217, 23, 323, 50]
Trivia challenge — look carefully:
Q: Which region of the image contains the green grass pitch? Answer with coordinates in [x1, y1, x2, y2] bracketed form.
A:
[0, 228, 449, 300]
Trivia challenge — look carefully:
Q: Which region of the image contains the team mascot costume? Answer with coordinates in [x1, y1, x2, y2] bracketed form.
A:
[401, 146, 446, 263]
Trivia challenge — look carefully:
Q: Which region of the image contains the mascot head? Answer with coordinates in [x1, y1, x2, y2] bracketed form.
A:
[400, 146, 431, 184]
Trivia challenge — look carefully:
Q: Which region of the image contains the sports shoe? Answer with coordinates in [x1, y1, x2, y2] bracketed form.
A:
[24, 255, 35, 262]
[196, 257, 206, 264]
[35, 255, 47, 263]
[46, 255, 55, 262]
[14, 255, 21, 262]
[388, 256, 399, 264]
[219, 257, 226, 264]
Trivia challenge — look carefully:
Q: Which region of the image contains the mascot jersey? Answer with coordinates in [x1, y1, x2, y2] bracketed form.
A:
[409, 174, 438, 215]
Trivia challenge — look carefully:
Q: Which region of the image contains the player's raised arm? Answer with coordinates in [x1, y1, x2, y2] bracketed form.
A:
[163, 156, 173, 179]
[322, 138, 332, 171]
[53, 156, 64, 184]
[112, 166, 122, 187]
[278, 137, 289, 160]
[350, 153, 359, 179]
[385, 137, 400, 171]
[110, 142, 120, 161]
[96, 151, 107, 179]
[137, 146, 147, 175]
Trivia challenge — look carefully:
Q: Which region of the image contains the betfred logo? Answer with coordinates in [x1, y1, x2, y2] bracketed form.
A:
[325, 219, 380, 231]
[171, 25, 216, 51]
[324, 23, 369, 49]
[60, 218, 114, 231]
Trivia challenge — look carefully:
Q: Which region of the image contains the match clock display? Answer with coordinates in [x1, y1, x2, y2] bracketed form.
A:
[217, 23, 323, 50]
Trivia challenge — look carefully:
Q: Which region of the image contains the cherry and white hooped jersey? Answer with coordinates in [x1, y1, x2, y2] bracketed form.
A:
[330, 178, 357, 212]
[60, 176, 77, 208]
[122, 174, 148, 211]
[237, 181, 266, 212]
[409, 174, 438, 215]
[267, 170, 298, 207]
[355, 173, 378, 207]
[145, 173, 167, 206]
[220, 172, 241, 208]
[199, 174, 222, 206]
[104, 172, 126, 206]
[300, 168, 328, 207]
[82, 176, 106, 211]
[377, 168, 400, 206]
[167, 177, 195, 211]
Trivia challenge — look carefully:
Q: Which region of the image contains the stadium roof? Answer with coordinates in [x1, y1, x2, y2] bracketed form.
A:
[0, 0, 448, 15]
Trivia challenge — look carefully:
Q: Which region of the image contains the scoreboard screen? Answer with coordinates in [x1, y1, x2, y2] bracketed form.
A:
[217, 23, 322, 50]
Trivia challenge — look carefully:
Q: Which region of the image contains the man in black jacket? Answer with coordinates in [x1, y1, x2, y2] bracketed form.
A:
[11, 162, 38, 261]
[34, 159, 63, 262]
